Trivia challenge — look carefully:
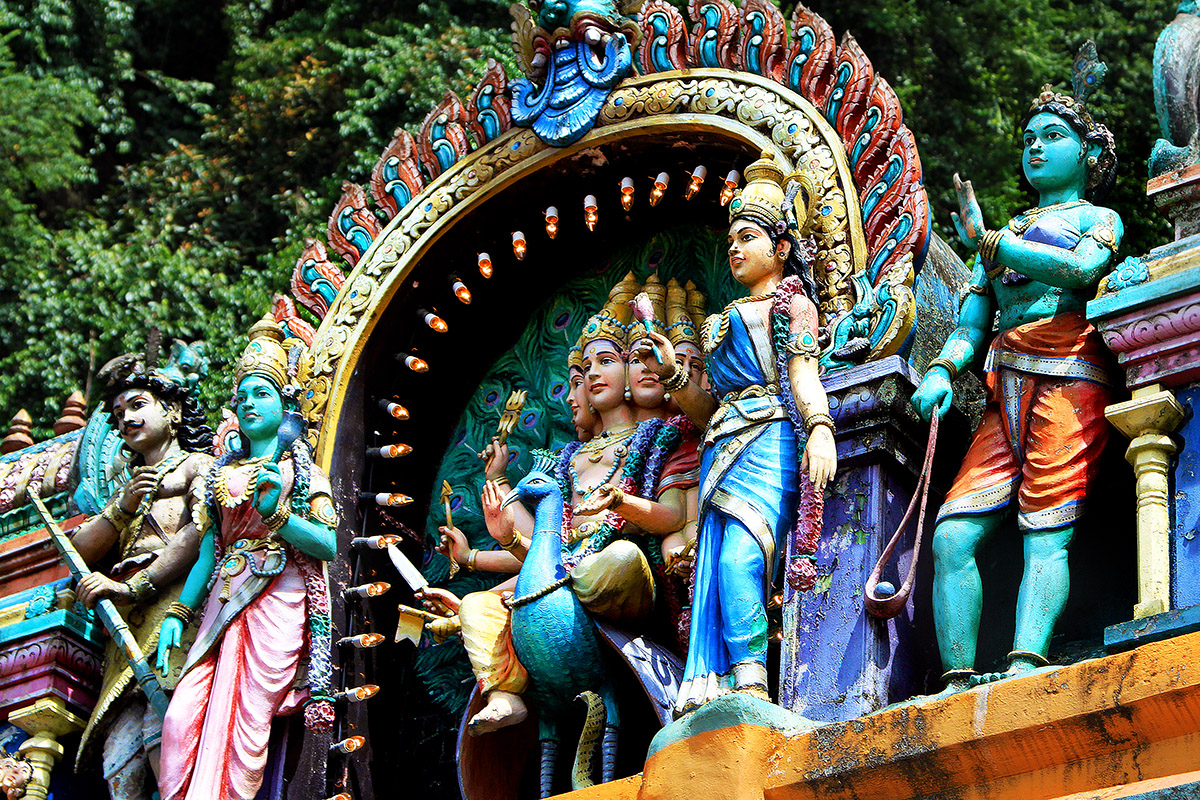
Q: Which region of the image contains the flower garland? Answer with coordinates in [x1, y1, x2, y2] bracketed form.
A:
[771, 276, 825, 592]
[555, 418, 681, 568]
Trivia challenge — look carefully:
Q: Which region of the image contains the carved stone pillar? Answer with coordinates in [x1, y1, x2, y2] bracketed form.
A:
[1105, 386, 1185, 619]
[10, 697, 86, 800]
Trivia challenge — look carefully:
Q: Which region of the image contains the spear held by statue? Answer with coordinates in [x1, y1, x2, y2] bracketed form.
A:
[28, 488, 171, 719]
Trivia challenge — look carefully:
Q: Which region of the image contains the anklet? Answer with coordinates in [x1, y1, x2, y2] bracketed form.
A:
[1007, 650, 1050, 667]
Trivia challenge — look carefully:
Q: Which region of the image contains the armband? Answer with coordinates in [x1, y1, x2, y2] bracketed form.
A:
[784, 329, 821, 359]
[126, 571, 158, 605]
[1085, 225, 1118, 252]
[310, 492, 338, 527]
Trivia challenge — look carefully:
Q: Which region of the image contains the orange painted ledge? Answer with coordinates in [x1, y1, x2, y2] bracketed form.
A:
[554, 632, 1200, 800]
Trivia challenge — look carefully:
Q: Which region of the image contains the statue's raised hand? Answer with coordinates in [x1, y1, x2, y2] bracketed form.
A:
[912, 368, 953, 421]
[630, 331, 676, 379]
[118, 466, 158, 514]
[479, 437, 509, 481]
[252, 462, 283, 520]
[436, 525, 471, 565]
[481, 480, 515, 544]
[951, 173, 985, 251]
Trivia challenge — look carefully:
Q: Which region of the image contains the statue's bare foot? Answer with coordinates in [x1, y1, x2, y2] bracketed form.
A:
[969, 653, 1052, 687]
[467, 690, 528, 736]
[886, 674, 973, 709]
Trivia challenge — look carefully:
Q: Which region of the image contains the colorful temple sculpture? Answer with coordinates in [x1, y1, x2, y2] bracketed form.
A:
[3, 2, 1200, 800]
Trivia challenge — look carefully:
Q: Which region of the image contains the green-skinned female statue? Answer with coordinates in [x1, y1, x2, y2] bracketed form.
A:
[69, 343, 214, 800]
[634, 151, 837, 711]
[154, 316, 338, 800]
[911, 41, 1123, 693]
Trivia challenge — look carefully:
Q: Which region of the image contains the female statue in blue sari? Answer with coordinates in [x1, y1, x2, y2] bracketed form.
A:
[634, 151, 837, 711]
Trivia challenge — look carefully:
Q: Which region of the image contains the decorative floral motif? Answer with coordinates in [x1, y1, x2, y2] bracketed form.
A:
[1103, 256, 1150, 294]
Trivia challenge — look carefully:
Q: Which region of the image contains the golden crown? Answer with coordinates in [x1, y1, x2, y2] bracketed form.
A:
[666, 278, 701, 349]
[728, 150, 788, 232]
[577, 271, 638, 353]
[235, 314, 290, 389]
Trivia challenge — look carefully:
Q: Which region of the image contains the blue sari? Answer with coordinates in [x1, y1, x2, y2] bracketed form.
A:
[677, 301, 800, 710]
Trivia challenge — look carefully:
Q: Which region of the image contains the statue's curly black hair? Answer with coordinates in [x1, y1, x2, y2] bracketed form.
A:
[103, 374, 214, 457]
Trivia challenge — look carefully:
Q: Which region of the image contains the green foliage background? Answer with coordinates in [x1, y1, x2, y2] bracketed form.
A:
[0, 0, 1170, 437]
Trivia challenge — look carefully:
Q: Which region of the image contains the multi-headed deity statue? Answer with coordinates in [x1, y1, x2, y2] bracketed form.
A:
[635, 151, 837, 711]
[155, 316, 338, 800]
[69, 342, 214, 800]
[911, 43, 1123, 692]
[421, 273, 706, 738]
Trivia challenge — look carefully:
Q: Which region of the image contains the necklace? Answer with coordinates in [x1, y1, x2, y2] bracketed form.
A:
[214, 455, 271, 508]
[577, 425, 637, 463]
[570, 441, 628, 495]
[121, 450, 191, 557]
[704, 292, 776, 354]
[1008, 199, 1090, 235]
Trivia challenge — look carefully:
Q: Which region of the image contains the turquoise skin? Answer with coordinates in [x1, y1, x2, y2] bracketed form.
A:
[155, 375, 336, 675]
[912, 110, 1123, 688]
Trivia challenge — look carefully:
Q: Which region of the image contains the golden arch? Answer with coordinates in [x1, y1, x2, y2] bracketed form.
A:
[306, 70, 873, 471]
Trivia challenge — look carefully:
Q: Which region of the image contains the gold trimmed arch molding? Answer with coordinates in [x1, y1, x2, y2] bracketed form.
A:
[302, 67, 912, 470]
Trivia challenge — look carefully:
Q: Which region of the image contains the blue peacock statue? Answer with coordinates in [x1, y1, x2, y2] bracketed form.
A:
[500, 449, 619, 797]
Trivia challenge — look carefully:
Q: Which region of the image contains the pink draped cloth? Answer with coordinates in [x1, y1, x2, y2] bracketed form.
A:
[159, 460, 307, 800]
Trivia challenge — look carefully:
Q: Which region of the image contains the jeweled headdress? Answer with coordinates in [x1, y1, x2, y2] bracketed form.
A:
[666, 278, 702, 350]
[685, 280, 707, 335]
[567, 345, 584, 372]
[577, 271, 639, 353]
[728, 149, 818, 236]
[235, 314, 290, 389]
[728, 151, 788, 233]
[1026, 40, 1117, 192]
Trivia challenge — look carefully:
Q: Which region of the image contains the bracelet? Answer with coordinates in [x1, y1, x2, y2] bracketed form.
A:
[500, 533, 526, 552]
[467, 549, 479, 572]
[493, 476, 511, 487]
[661, 362, 690, 392]
[928, 357, 959, 382]
[263, 503, 291, 532]
[102, 503, 134, 531]
[164, 601, 194, 626]
[978, 228, 1005, 263]
[803, 412, 835, 436]
[126, 571, 158, 605]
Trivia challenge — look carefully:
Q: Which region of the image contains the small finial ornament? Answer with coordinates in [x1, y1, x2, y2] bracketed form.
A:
[53, 391, 87, 435]
[1, 410, 34, 454]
